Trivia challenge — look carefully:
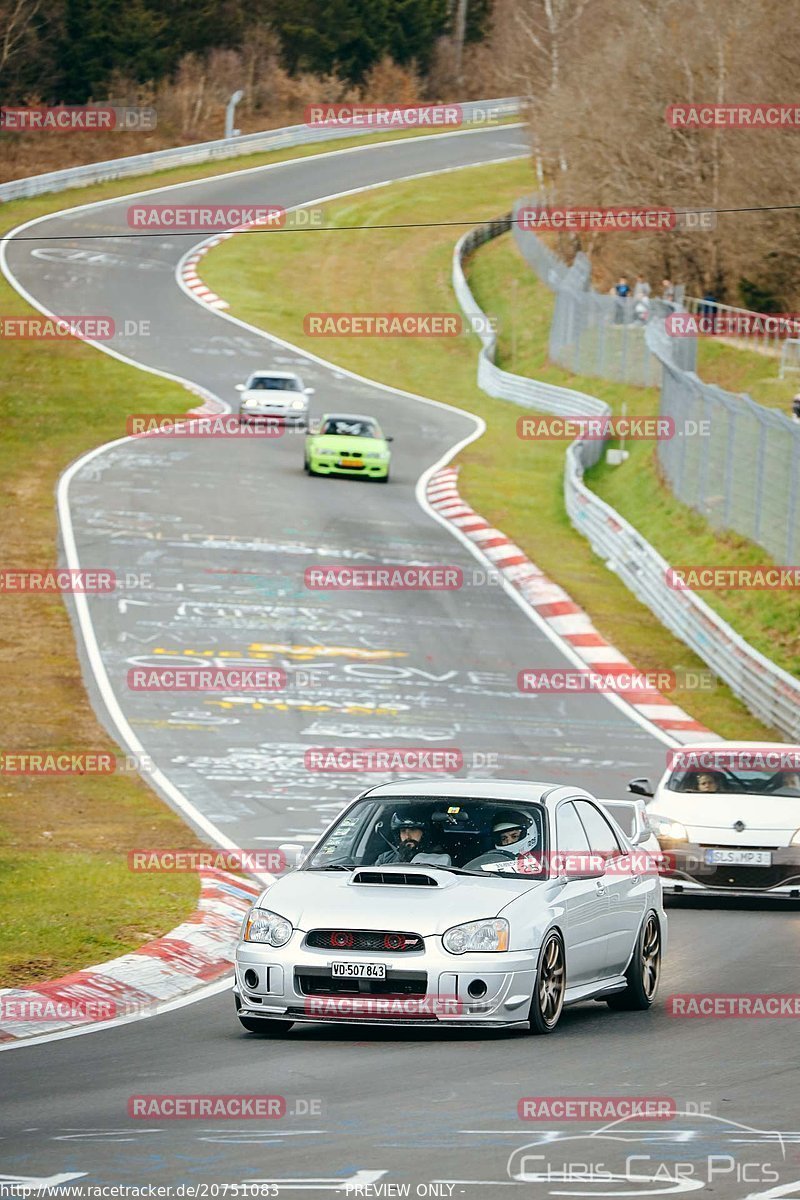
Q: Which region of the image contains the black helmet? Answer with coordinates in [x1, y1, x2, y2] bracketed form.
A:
[390, 811, 426, 833]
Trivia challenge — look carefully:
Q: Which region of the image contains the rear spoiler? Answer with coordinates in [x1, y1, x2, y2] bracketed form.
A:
[598, 797, 650, 845]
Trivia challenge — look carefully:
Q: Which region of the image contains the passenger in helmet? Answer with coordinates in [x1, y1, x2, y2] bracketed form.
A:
[463, 810, 541, 873]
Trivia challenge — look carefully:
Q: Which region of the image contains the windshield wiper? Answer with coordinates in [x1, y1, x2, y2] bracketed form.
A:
[307, 863, 355, 871]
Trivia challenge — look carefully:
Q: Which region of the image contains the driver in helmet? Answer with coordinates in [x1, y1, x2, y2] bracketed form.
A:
[374, 812, 440, 865]
[463, 810, 541, 873]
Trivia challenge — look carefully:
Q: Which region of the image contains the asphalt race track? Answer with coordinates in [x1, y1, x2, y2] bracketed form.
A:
[2, 126, 799, 1197]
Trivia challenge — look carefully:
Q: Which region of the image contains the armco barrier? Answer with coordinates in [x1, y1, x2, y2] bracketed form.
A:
[0, 99, 522, 203]
[453, 218, 800, 739]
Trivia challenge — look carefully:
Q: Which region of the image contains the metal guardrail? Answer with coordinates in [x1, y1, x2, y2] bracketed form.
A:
[0, 99, 523, 203]
[453, 217, 800, 740]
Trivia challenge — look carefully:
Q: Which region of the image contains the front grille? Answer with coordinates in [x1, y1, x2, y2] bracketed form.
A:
[307, 929, 423, 952]
[351, 871, 438, 887]
[296, 969, 427, 997]
[700, 865, 800, 890]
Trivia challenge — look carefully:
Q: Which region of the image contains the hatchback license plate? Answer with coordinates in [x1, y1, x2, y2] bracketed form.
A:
[704, 848, 772, 866]
[330, 962, 386, 979]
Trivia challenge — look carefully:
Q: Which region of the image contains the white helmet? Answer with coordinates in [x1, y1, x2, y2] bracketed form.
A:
[493, 811, 539, 856]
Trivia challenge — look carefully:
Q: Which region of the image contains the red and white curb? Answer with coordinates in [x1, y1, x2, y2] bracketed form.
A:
[182, 237, 230, 309]
[0, 868, 259, 1043]
[427, 466, 712, 744]
[180, 215, 276, 310]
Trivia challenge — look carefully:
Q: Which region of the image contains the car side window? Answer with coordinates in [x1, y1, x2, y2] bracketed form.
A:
[574, 800, 623, 859]
[556, 802, 591, 857]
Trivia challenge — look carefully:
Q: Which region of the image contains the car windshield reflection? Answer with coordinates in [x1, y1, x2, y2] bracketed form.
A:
[304, 796, 549, 879]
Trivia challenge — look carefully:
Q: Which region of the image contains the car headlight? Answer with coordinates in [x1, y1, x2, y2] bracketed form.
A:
[243, 907, 293, 946]
[791, 829, 800, 846]
[316, 448, 337, 456]
[290, 398, 306, 410]
[647, 812, 689, 841]
[364, 451, 387, 460]
[442, 918, 509, 955]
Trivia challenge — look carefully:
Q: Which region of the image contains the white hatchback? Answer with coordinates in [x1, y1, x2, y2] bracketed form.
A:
[629, 741, 800, 898]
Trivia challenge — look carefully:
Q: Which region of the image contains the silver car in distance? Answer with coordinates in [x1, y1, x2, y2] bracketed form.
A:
[235, 369, 314, 425]
[234, 780, 666, 1036]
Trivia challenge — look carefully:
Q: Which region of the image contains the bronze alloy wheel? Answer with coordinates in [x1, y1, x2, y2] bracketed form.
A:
[641, 913, 661, 999]
[530, 931, 566, 1034]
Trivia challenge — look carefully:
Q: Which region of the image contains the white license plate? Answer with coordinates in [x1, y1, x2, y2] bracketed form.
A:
[704, 849, 773, 866]
[330, 961, 386, 979]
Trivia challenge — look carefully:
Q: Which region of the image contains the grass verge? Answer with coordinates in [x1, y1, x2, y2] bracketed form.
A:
[201, 160, 784, 740]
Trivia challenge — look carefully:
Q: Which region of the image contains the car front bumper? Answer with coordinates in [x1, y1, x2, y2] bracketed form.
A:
[308, 457, 389, 478]
[234, 938, 537, 1027]
[240, 406, 307, 423]
[659, 842, 800, 898]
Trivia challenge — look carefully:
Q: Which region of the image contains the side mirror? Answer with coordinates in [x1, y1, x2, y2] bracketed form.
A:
[385, 435, 394, 443]
[561, 853, 605, 881]
[304, 387, 315, 395]
[235, 383, 246, 391]
[628, 777, 654, 798]
[278, 842, 307, 869]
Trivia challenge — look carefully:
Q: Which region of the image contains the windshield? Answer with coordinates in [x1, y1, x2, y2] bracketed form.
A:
[248, 376, 302, 391]
[667, 767, 800, 796]
[320, 418, 380, 438]
[305, 796, 548, 878]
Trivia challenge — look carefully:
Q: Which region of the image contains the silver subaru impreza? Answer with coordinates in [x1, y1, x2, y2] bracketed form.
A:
[234, 779, 666, 1036]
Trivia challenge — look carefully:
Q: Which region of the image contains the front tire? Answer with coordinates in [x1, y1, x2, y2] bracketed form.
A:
[238, 1016, 294, 1036]
[607, 910, 661, 1010]
[528, 930, 566, 1034]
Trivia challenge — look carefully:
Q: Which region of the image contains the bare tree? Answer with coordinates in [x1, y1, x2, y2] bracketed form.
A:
[0, 0, 41, 77]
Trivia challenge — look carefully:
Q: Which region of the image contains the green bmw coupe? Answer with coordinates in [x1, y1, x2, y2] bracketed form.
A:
[304, 413, 393, 482]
